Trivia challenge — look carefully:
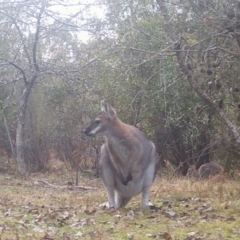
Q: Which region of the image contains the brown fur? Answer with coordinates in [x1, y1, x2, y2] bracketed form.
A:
[188, 162, 223, 179]
[84, 100, 158, 208]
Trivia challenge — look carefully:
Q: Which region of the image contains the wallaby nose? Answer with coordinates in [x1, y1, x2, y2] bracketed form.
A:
[84, 129, 92, 136]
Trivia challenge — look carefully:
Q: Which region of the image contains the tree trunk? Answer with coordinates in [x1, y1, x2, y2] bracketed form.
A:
[16, 81, 35, 175]
[16, 120, 26, 175]
[3, 114, 15, 159]
[14, 4, 43, 175]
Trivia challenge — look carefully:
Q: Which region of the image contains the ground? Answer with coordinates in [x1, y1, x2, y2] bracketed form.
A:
[0, 170, 239, 240]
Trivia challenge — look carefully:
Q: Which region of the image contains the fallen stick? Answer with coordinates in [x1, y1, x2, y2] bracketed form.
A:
[32, 179, 98, 190]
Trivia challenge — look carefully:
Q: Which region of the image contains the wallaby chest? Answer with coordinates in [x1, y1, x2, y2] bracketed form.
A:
[106, 140, 132, 166]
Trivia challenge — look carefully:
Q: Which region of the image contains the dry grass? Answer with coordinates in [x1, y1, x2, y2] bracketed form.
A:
[0, 169, 240, 239]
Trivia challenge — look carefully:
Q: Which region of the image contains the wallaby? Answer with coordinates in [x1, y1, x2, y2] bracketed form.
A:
[84, 100, 158, 209]
[187, 162, 222, 179]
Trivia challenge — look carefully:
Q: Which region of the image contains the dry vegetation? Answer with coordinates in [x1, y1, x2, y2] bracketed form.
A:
[0, 160, 240, 240]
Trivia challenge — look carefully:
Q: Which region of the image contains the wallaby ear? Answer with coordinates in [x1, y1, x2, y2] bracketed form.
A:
[101, 100, 117, 119]
[101, 100, 107, 112]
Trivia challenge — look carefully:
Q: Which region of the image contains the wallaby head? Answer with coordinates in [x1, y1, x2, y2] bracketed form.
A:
[84, 100, 117, 137]
[188, 162, 222, 179]
[187, 165, 199, 178]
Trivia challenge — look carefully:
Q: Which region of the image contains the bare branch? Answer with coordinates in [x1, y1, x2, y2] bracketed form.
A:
[13, 21, 32, 65]
[32, 179, 98, 190]
[0, 57, 27, 84]
[32, 3, 45, 73]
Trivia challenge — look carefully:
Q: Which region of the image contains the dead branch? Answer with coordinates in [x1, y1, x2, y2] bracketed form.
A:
[32, 179, 98, 190]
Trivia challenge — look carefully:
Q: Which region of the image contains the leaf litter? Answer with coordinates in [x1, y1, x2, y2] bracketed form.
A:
[0, 174, 240, 239]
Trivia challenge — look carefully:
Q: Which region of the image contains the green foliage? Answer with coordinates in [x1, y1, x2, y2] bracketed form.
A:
[30, 0, 240, 174]
[1, 0, 240, 174]
[0, 86, 17, 157]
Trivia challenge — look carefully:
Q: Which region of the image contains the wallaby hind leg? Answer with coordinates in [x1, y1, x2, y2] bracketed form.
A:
[141, 187, 151, 208]
[142, 154, 157, 208]
[99, 145, 116, 208]
[101, 169, 116, 208]
[115, 193, 131, 208]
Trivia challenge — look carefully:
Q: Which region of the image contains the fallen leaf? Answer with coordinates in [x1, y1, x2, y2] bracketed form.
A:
[5, 208, 11, 216]
[75, 231, 83, 237]
[126, 210, 135, 220]
[158, 232, 172, 240]
[127, 232, 134, 239]
[33, 226, 45, 233]
[165, 210, 176, 218]
[146, 233, 154, 237]
[219, 234, 226, 240]
[188, 231, 197, 237]
[99, 202, 109, 208]
[84, 209, 97, 215]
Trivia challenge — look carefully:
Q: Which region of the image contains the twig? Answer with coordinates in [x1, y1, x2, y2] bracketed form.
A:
[32, 179, 98, 190]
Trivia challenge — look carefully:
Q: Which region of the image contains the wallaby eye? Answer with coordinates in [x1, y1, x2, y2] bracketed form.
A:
[95, 120, 101, 125]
